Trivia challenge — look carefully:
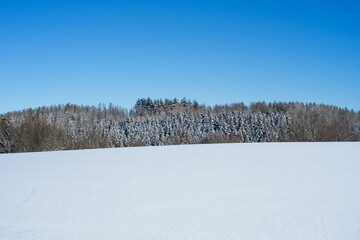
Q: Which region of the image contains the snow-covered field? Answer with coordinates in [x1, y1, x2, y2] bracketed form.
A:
[1, 143, 360, 240]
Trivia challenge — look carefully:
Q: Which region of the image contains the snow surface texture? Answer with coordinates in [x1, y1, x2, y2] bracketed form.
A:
[1, 143, 360, 240]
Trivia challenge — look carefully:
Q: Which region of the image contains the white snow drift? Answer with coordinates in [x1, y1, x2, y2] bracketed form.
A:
[1, 142, 360, 239]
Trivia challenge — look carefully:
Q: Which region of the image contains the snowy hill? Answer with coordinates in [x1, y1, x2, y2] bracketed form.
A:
[1, 142, 360, 239]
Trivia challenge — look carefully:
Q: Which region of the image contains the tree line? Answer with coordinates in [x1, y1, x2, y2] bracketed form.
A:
[1, 98, 359, 153]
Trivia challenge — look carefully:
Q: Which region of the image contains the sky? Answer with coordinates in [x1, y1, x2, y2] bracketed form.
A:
[1, 0, 359, 113]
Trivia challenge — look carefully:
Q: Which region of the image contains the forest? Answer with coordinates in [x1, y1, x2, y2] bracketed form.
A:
[1, 98, 360, 153]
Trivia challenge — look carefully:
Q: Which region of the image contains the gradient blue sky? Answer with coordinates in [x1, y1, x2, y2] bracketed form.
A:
[1, 0, 359, 113]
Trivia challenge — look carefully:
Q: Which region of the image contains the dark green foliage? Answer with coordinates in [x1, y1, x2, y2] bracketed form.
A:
[2, 99, 359, 153]
[0, 117, 16, 153]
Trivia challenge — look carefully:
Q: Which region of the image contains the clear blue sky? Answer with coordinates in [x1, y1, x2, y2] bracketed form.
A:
[1, 0, 359, 113]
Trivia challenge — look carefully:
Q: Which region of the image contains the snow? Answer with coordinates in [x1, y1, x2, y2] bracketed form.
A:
[1, 142, 360, 239]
